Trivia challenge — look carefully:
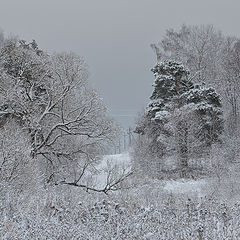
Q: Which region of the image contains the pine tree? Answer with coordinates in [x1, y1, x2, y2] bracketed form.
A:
[136, 60, 223, 177]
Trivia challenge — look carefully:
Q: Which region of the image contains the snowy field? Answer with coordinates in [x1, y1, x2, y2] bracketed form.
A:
[163, 179, 207, 196]
[96, 153, 207, 197]
[2, 153, 239, 239]
[99, 153, 131, 169]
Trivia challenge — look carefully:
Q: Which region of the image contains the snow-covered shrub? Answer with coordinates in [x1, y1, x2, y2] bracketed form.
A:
[1, 190, 240, 239]
[0, 119, 41, 201]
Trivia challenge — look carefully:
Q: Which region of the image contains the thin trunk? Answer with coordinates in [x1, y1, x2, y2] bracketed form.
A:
[179, 126, 189, 177]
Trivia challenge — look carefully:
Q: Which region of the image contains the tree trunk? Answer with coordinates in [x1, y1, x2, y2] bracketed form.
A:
[178, 125, 189, 178]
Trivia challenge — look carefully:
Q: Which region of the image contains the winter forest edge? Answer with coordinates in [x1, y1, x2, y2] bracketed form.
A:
[1, 25, 240, 239]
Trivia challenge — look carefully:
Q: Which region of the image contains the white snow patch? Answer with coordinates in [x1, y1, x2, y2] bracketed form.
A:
[99, 153, 131, 169]
[93, 153, 131, 189]
[163, 179, 206, 196]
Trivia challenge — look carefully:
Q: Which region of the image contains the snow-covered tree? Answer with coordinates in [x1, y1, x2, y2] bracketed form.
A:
[0, 119, 40, 201]
[221, 38, 240, 135]
[151, 25, 224, 86]
[0, 39, 124, 193]
[135, 60, 223, 177]
[150, 24, 240, 139]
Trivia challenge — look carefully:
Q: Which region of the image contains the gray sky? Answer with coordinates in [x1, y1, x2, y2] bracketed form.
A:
[0, 0, 240, 128]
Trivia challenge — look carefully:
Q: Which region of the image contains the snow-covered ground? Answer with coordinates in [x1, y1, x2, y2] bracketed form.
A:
[163, 179, 206, 197]
[95, 153, 207, 196]
[93, 153, 131, 189]
[99, 153, 131, 169]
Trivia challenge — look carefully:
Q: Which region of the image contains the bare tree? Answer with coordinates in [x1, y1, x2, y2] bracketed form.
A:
[221, 38, 240, 135]
[154, 25, 225, 86]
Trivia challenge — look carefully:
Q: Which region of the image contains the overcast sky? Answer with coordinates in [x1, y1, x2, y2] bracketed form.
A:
[0, 0, 240, 128]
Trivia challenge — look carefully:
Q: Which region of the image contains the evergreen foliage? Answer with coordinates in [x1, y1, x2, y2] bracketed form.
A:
[136, 60, 223, 175]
